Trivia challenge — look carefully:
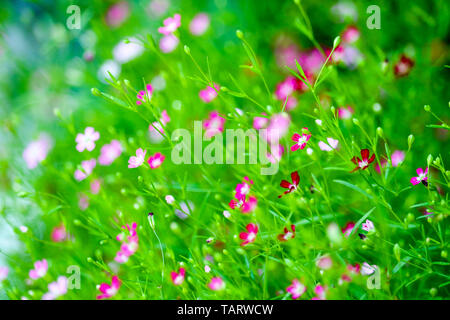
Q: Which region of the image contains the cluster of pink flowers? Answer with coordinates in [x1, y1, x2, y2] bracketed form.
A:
[228, 176, 257, 213]
[203, 110, 225, 138]
[114, 222, 139, 264]
[136, 84, 153, 105]
[158, 13, 181, 53]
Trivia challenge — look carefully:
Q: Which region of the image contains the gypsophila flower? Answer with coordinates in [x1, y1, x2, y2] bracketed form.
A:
[75, 127, 100, 152]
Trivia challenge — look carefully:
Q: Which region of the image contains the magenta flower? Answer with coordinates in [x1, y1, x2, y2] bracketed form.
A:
[128, 148, 147, 168]
[159, 34, 179, 53]
[105, 1, 130, 28]
[341, 25, 360, 44]
[350, 149, 376, 172]
[97, 276, 121, 300]
[318, 137, 339, 151]
[208, 277, 225, 291]
[253, 113, 269, 130]
[410, 167, 428, 186]
[29, 259, 48, 280]
[235, 177, 253, 201]
[391, 150, 405, 167]
[277, 224, 296, 242]
[158, 13, 181, 35]
[291, 128, 311, 151]
[51, 224, 67, 242]
[286, 279, 306, 300]
[115, 222, 139, 264]
[337, 106, 354, 119]
[203, 111, 225, 138]
[312, 285, 327, 300]
[136, 84, 153, 105]
[42, 276, 68, 300]
[279, 171, 300, 198]
[0, 266, 8, 281]
[239, 223, 258, 246]
[362, 219, 375, 232]
[240, 196, 258, 213]
[189, 13, 210, 36]
[171, 267, 186, 285]
[341, 222, 355, 237]
[98, 140, 122, 166]
[199, 84, 220, 103]
[75, 127, 100, 152]
[23, 134, 53, 169]
[275, 76, 299, 101]
[147, 152, 165, 169]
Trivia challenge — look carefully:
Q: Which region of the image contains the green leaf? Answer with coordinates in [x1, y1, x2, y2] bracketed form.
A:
[333, 179, 374, 200]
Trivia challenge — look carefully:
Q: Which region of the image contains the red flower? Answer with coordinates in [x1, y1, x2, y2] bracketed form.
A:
[277, 224, 296, 241]
[278, 171, 300, 198]
[350, 149, 375, 172]
[239, 223, 258, 246]
[394, 54, 414, 78]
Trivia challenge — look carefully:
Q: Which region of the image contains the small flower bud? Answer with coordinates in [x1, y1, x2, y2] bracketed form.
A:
[424, 105, 431, 112]
[236, 30, 244, 39]
[407, 134, 414, 149]
[394, 243, 401, 262]
[352, 118, 359, 125]
[333, 36, 341, 49]
[376, 127, 384, 138]
[148, 212, 155, 230]
[330, 106, 335, 114]
[91, 88, 101, 97]
[427, 154, 433, 166]
[407, 213, 415, 223]
[441, 250, 448, 259]
[183, 45, 191, 55]
[429, 287, 437, 297]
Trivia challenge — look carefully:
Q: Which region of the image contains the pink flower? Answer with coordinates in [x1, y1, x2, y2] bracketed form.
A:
[253, 113, 269, 130]
[316, 256, 333, 270]
[350, 149, 376, 172]
[279, 171, 300, 198]
[318, 137, 339, 151]
[361, 262, 377, 276]
[165, 195, 175, 204]
[234, 177, 253, 201]
[29, 259, 48, 280]
[362, 219, 375, 232]
[74, 158, 97, 181]
[51, 224, 67, 242]
[98, 140, 122, 166]
[0, 266, 8, 281]
[158, 13, 181, 35]
[208, 277, 225, 291]
[266, 144, 285, 164]
[391, 150, 405, 167]
[128, 148, 147, 168]
[262, 113, 291, 144]
[149, 110, 171, 143]
[275, 76, 298, 101]
[171, 268, 186, 285]
[159, 34, 179, 53]
[240, 196, 258, 213]
[410, 167, 428, 186]
[199, 84, 220, 103]
[337, 106, 354, 119]
[341, 222, 355, 237]
[97, 276, 121, 299]
[203, 111, 225, 138]
[291, 128, 311, 151]
[23, 134, 53, 169]
[147, 152, 165, 169]
[286, 279, 306, 300]
[136, 84, 153, 105]
[90, 179, 101, 194]
[42, 276, 68, 300]
[239, 223, 258, 246]
[189, 13, 210, 36]
[341, 25, 360, 44]
[278, 225, 296, 241]
[78, 194, 89, 211]
[312, 285, 327, 300]
[75, 127, 100, 152]
[105, 1, 130, 28]
[394, 55, 414, 77]
[146, 0, 169, 18]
